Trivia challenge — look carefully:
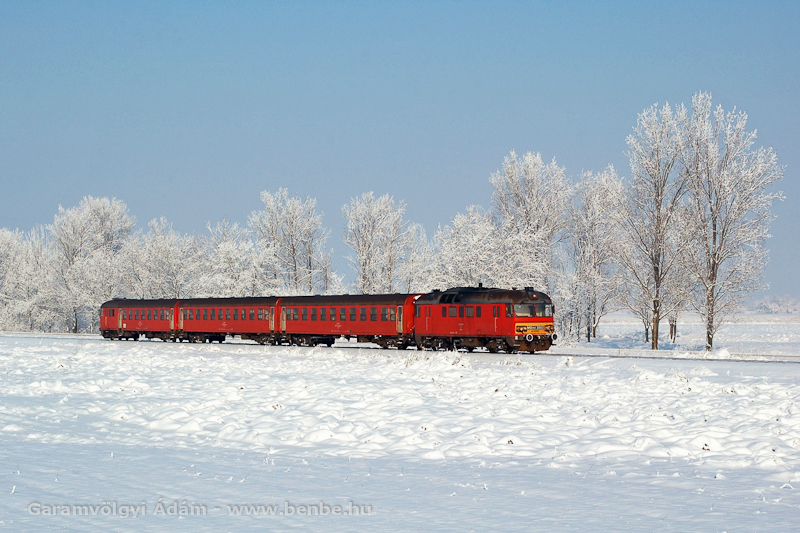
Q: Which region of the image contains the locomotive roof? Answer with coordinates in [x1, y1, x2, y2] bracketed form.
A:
[415, 286, 552, 305]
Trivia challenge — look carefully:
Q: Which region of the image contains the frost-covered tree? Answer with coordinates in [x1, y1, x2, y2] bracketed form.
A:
[0, 229, 30, 330]
[551, 245, 582, 341]
[752, 295, 800, 315]
[568, 167, 624, 341]
[618, 103, 688, 349]
[679, 92, 784, 349]
[342, 192, 412, 294]
[490, 151, 571, 292]
[249, 189, 332, 295]
[397, 223, 434, 293]
[123, 217, 205, 299]
[201, 219, 278, 297]
[432, 206, 498, 289]
[48, 196, 134, 332]
[19, 226, 60, 331]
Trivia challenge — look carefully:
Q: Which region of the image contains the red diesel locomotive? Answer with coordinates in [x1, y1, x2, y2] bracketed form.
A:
[99, 286, 556, 352]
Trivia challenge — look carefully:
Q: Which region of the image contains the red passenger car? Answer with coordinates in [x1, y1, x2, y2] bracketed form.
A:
[100, 299, 178, 341]
[276, 294, 419, 348]
[175, 297, 280, 344]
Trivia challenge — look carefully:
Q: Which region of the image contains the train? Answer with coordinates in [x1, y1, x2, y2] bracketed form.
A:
[99, 285, 557, 353]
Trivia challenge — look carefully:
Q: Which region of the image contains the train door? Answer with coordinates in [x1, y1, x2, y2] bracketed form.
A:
[117, 310, 122, 331]
[179, 308, 184, 330]
[494, 305, 499, 334]
[270, 307, 275, 332]
[396, 306, 403, 334]
[169, 309, 175, 331]
[281, 307, 286, 332]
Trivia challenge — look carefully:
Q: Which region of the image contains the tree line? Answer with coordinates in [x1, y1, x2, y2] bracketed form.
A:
[0, 93, 783, 349]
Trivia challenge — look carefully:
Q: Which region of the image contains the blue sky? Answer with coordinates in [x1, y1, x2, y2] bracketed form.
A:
[1, 1, 798, 297]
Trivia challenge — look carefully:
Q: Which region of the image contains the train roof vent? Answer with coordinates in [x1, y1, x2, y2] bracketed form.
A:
[524, 286, 535, 292]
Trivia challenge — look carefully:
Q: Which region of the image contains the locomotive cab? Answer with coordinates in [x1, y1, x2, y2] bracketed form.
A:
[511, 291, 557, 352]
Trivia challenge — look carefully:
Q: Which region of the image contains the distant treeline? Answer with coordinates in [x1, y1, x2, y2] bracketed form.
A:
[0, 93, 783, 349]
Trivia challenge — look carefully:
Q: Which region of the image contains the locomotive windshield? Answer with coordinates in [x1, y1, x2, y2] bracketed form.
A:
[514, 303, 552, 317]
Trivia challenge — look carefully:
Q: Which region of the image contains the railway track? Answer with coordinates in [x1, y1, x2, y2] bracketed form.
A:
[3, 332, 798, 364]
[538, 350, 800, 365]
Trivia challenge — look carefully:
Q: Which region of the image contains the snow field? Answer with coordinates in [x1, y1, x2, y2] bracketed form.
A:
[3, 336, 800, 465]
[557, 312, 800, 355]
[2, 333, 800, 530]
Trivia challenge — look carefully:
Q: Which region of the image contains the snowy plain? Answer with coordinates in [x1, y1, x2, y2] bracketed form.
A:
[1, 316, 800, 531]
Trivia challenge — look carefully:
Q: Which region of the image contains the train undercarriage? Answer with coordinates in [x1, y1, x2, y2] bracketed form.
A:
[415, 334, 553, 353]
[103, 330, 554, 353]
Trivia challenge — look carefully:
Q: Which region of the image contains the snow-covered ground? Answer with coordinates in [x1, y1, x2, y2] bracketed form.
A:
[1, 320, 799, 530]
[554, 311, 800, 358]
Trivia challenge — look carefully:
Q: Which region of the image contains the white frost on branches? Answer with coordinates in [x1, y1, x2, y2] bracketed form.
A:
[249, 188, 333, 295]
[679, 92, 784, 349]
[565, 167, 625, 342]
[342, 192, 412, 294]
[617, 102, 689, 349]
[432, 206, 498, 289]
[489, 150, 572, 293]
